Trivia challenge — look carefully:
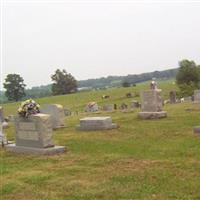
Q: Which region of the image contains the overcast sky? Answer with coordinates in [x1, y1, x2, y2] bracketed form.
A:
[1, 0, 200, 88]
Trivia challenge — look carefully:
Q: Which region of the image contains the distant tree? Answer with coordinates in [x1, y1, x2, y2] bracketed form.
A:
[3, 74, 26, 102]
[122, 81, 130, 87]
[51, 69, 77, 95]
[176, 59, 200, 96]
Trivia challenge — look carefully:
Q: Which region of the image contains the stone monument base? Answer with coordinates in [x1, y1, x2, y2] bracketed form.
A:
[193, 126, 200, 134]
[6, 144, 65, 155]
[77, 116, 118, 131]
[138, 111, 167, 119]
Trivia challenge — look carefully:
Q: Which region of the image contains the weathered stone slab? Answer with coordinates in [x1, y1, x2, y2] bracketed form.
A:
[193, 126, 200, 134]
[102, 105, 114, 112]
[0, 107, 4, 122]
[169, 90, 176, 104]
[139, 90, 167, 119]
[141, 90, 163, 112]
[85, 102, 99, 112]
[130, 100, 140, 109]
[6, 144, 65, 155]
[138, 111, 167, 119]
[77, 116, 118, 131]
[40, 104, 65, 129]
[194, 90, 200, 103]
[15, 114, 54, 148]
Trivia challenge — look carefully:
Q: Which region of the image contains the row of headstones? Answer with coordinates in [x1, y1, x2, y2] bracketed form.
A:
[4, 88, 200, 155]
[168, 90, 200, 104]
[85, 101, 140, 112]
[4, 104, 118, 155]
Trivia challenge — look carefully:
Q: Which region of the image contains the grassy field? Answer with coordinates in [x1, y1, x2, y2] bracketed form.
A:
[1, 80, 200, 200]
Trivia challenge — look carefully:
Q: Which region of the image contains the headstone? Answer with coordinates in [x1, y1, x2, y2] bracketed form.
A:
[193, 126, 200, 134]
[119, 103, 128, 110]
[64, 108, 71, 116]
[102, 104, 114, 112]
[0, 107, 8, 146]
[169, 90, 176, 104]
[138, 90, 167, 119]
[130, 100, 140, 109]
[126, 93, 133, 98]
[0, 122, 7, 146]
[40, 104, 65, 129]
[185, 96, 192, 102]
[76, 116, 118, 131]
[6, 114, 65, 155]
[194, 90, 200, 103]
[0, 107, 4, 122]
[85, 102, 99, 112]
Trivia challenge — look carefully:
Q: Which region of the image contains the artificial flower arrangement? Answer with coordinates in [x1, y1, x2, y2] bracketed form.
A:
[18, 99, 40, 117]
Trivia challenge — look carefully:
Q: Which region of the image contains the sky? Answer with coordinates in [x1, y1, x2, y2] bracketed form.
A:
[1, 0, 200, 88]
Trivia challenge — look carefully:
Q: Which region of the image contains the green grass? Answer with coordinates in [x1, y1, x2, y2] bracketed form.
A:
[1, 80, 200, 200]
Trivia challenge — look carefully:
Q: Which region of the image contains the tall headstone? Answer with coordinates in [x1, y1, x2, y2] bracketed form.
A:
[0, 107, 4, 122]
[6, 114, 65, 154]
[169, 90, 176, 104]
[40, 104, 65, 129]
[0, 107, 7, 146]
[194, 90, 200, 103]
[138, 90, 167, 119]
[76, 116, 118, 131]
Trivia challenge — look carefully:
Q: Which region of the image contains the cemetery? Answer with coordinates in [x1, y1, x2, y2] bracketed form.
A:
[1, 80, 200, 200]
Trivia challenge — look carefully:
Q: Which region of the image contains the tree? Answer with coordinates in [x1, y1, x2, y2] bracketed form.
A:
[176, 59, 200, 96]
[122, 81, 130, 87]
[51, 69, 77, 95]
[4, 74, 26, 102]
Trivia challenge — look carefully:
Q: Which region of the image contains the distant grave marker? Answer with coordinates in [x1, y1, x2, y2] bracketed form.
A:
[194, 90, 200, 103]
[130, 100, 140, 109]
[102, 104, 114, 112]
[85, 102, 99, 112]
[169, 90, 176, 104]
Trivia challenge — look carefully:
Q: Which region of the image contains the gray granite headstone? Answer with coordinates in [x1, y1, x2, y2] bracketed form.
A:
[0, 107, 4, 122]
[138, 90, 167, 119]
[169, 90, 176, 104]
[6, 113, 65, 155]
[102, 104, 114, 112]
[130, 100, 140, 109]
[141, 90, 163, 112]
[85, 102, 99, 112]
[40, 104, 65, 129]
[15, 114, 54, 148]
[77, 116, 118, 131]
[194, 90, 200, 103]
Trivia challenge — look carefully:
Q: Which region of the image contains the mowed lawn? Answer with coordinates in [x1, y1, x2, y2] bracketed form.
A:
[1, 81, 200, 200]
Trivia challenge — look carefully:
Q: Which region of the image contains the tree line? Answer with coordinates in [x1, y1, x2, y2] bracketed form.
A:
[3, 69, 77, 102]
[2, 59, 199, 102]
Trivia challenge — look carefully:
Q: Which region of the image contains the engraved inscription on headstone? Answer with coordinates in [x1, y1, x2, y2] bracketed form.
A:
[15, 114, 54, 148]
[138, 90, 167, 119]
[141, 90, 163, 112]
